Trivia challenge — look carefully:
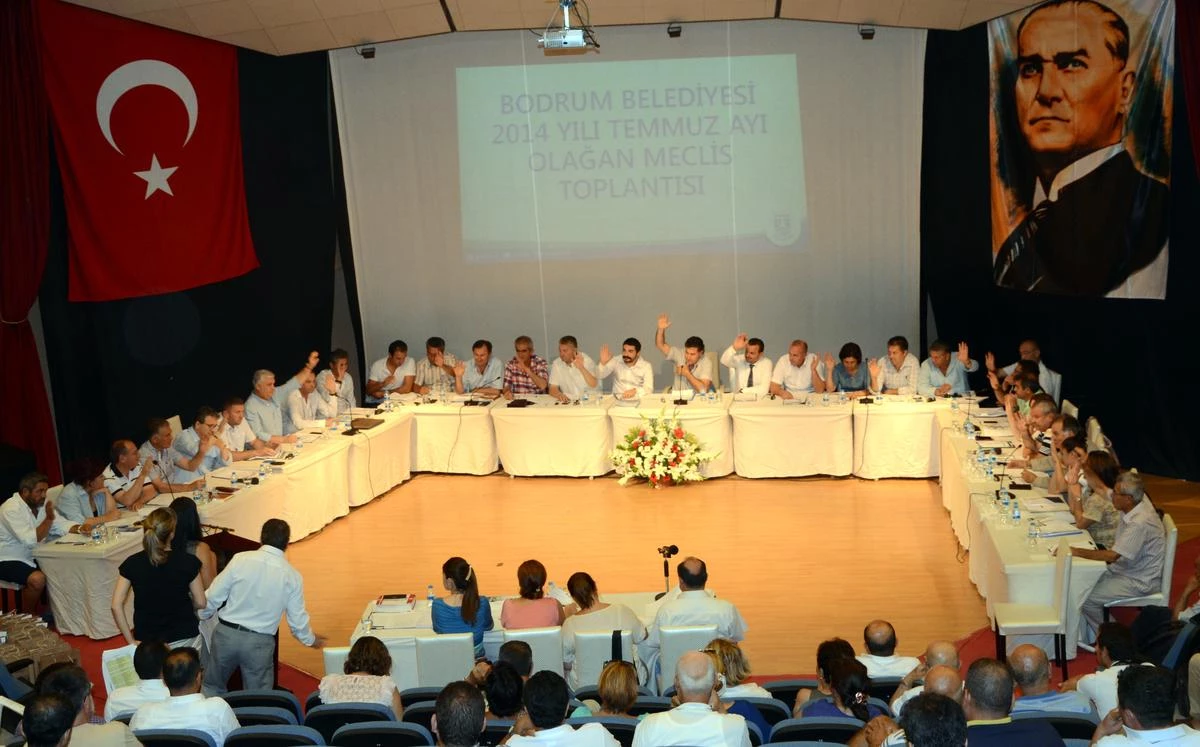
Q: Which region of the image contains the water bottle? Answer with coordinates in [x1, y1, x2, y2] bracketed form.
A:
[822, 392, 830, 406]
[1011, 500, 1021, 523]
[582, 389, 590, 406]
[230, 470, 239, 487]
[987, 454, 997, 479]
[1027, 517, 1039, 547]
[257, 462, 267, 482]
[193, 488, 203, 505]
[707, 389, 716, 404]
[426, 584, 435, 601]
[839, 392, 848, 405]
[90, 525, 102, 544]
[950, 398, 959, 412]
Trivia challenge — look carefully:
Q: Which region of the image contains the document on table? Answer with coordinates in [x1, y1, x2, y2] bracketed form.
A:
[1024, 498, 1069, 513]
[102, 644, 139, 694]
[1038, 519, 1085, 537]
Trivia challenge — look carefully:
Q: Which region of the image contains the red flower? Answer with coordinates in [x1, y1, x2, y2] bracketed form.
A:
[673, 427, 684, 439]
[628, 457, 635, 465]
[639, 430, 646, 438]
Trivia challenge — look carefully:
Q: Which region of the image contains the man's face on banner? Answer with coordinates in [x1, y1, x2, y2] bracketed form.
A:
[1015, 3, 1134, 163]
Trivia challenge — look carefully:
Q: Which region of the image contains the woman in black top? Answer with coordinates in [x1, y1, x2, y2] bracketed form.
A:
[110, 507, 206, 647]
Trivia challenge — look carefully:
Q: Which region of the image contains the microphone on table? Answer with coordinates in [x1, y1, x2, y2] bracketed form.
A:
[672, 366, 689, 406]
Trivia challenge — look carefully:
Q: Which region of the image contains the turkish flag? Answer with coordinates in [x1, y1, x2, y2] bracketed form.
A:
[36, 0, 258, 302]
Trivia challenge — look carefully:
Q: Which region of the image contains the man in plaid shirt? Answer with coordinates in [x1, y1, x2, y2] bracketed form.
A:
[502, 335, 549, 398]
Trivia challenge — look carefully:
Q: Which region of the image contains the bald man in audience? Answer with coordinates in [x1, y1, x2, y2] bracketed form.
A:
[852, 667, 963, 747]
[890, 641, 961, 715]
[1009, 644, 1094, 715]
[632, 650, 751, 747]
[641, 557, 748, 668]
[857, 620, 920, 678]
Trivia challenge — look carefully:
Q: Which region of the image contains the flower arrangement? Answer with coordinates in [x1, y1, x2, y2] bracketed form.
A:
[612, 411, 716, 487]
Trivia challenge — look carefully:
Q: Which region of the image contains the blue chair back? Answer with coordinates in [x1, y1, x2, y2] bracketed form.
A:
[132, 729, 219, 747]
[304, 703, 395, 743]
[225, 724, 327, 745]
[234, 705, 300, 726]
[223, 689, 304, 722]
[331, 721, 434, 746]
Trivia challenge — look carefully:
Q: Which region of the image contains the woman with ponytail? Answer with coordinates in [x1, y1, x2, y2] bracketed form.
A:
[111, 507, 207, 648]
[432, 556, 493, 657]
[802, 658, 886, 721]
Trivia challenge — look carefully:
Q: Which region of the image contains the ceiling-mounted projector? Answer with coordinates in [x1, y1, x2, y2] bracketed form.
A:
[539, 28, 586, 49]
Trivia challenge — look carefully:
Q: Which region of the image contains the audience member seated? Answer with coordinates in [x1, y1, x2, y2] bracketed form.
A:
[0, 472, 72, 612]
[55, 457, 121, 532]
[366, 339, 416, 404]
[468, 641, 535, 690]
[857, 664, 966, 745]
[112, 507, 206, 649]
[22, 693, 76, 747]
[793, 637, 856, 715]
[721, 334, 773, 396]
[1174, 555, 1200, 623]
[803, 658, 888, 721]
[131, 647, 239, 745]
[562, 571, 646, 689]
[871, 336, 919, 395]
[826, 343, 872, 398]
[508, 671, 619, 747]
[244, 369, 298, 447]
[173, 406, 231, 483]
[432, 556, 494, 657]
[34, 662, 141, 746]
[501, 559, 565, 629]
[316, 348, 356, 414]
[898, 692, 968, 747]
[103, 439, 156, 510]
[642, 557, 748, 663]
[1009, 644, 1094, 715]
[570, 660, 639, 719]
[1090, 665, 1200, 745]
[962, 658, 1064, 747]
[655, 314, 713, 395]
[1062, 445, 1121, 549]
[632, 651, 751, 747]
[1061, 622, 1146, 719]
[857, 620, 920, 678]
[481, 661, 525, 721]
[768, 339, 824, 398]
[702, 641, 771, 738]
[917, 340, 978, 398]
[104, 641, 171, 720]
[217, 397, 275, 460]
[319, 635, 403, 718]
[455, 339, 504, 399]
[1075, 472, 1166, 644]
[549, 335, 599, 402]
[889, 641, 961, 716]
[284, 370, 336, 435]
[1190, 654, 1200, 729]
[433, 681, 486, 747]
[169, 497, 217, 588]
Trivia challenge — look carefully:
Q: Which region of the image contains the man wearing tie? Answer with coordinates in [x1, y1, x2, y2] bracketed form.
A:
[721, 335, 772, 396]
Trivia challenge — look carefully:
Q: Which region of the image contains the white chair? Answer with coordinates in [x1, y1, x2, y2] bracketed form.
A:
[322, 646, 351, 676]
[415, 633, 474, 689]
[657, 624, 718, 694]
[1061, 399, 1079, 419]
[1105, 514, 1178, 618]
[167, 415, 183, 437]
[571, 630, 633, 689]
[1046, 369, 1063, 404]
[993, 538, 1072, 677]
[503, 627, 564, 677]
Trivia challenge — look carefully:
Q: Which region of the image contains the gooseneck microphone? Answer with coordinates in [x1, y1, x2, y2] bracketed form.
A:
[152, 458, 176, 503]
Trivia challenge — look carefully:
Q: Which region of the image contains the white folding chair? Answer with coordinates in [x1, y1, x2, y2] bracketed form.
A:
[415, 633, 474, 689]
[1061, 399, 1079, 419]
[1046, 370, 1063, 404]
[167, 415, 183, 437]
[658, 624, 718, 695]
[503, 627, 564, 677]
[1105, 513, 1177, 618]
[993, 538, 1072, 677]
[322, 646, 351, 676]
[571, 630, 633, 689]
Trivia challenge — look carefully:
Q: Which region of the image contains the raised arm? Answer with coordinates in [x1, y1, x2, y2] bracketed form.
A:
[655, 314, 672, 357]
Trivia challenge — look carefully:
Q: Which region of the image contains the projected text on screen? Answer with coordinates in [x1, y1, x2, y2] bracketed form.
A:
[456, 54, 806, 261]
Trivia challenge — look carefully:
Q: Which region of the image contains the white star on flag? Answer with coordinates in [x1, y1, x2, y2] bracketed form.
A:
[133, 154, 177, 199]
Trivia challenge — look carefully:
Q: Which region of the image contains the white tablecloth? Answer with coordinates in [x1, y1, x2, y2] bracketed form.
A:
[607, 396, 734, 478]
[399, 401, 498, 475]
[852, 398, 943, 479]
[34, 525, 140, 639]
[729, 399, 853, 477]
[347, 411, 413, 506]
[490, 396, 614, 477]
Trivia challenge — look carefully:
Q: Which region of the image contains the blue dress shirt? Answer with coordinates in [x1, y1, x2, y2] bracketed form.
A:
[245, 393, 284, 441]
[917, 357, 978, 397]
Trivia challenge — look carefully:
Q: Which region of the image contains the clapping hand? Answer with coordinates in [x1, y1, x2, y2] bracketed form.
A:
[599, 344, 612, 365]
[657, 313, 671, 330]
[732, 333, 748, 351]
[957, 341, 970, 365]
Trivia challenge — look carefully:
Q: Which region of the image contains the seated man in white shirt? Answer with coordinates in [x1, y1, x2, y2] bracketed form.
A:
[1173, 555, 1200, 624]
[889, 640, 961, 716]
[173, 406, 232, 483]
[217, 397, 275, 460]
[366, 339, 417, 404]
[508, 671, 620, 747]
[633, 650, 751, 747]
[131, 647, 239, 745]
[104, 641, 171, 720]
[597, 338, 654, 400]
[548, 335, 599, 403]
[642, 557, 748, 662]
[103, 439, 156, 510]
[995, 339, 1061, 402]
[0, 473, 73, 613]
[655, 314, 713, 394]
[284, 370, 336, 434]
[720, 335, 772, 396]
[316, 348, 356, 414]
[769, 339, 825, 399]
[33, 663, 141, 746]
[138, 418, 201, 494]
[1061, 622, 1144, 720]
[857, 620, 920, 678]
[1090, 665, 1200, 745]
[1009, 644, 1094, 715]
[871, 335, 920, 395]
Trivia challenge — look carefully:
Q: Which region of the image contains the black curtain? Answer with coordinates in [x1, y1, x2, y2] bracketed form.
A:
[39, 50, 339, 464]
[921, 26, 1200, 480]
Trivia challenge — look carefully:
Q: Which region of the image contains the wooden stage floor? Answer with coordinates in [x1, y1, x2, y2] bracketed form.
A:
[277, 472, 1200, 679]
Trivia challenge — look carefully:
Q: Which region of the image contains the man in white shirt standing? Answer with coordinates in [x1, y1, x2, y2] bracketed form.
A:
[366, 339, 416, 404]
[721, 335, 772, 396]
[872, 336, 919, 395]
[202, 519, 326, 693]
[642, 557, 748, 662]
[173, 406, 232, 483]
[857, 620, 921, 678]
[104, 641, 170, 720]
[217, 397, 275, 460]
[0, 473, 72, 613]
[633, 650, 751, 747]
[284, 370, 336, 434]
[548, 335, 599, 403]
[597, 338, 654, 400]
[769, 339, 825, 399]
[316, 348, 356, 414]
[1091, 665, 1200, 745]
[508, 671, 620, 747]
[131, 647, 240, 745]
[655, 314, 713, 394]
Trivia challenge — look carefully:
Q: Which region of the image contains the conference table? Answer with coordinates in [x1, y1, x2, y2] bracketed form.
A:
[608, 395, 735, 478]
[384, 397, 498, 475]
[852, 398, 945, 479]
[938, 408, 1106, 659]
[729, 397, 853, 477]
[489, 395, 614, 477]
